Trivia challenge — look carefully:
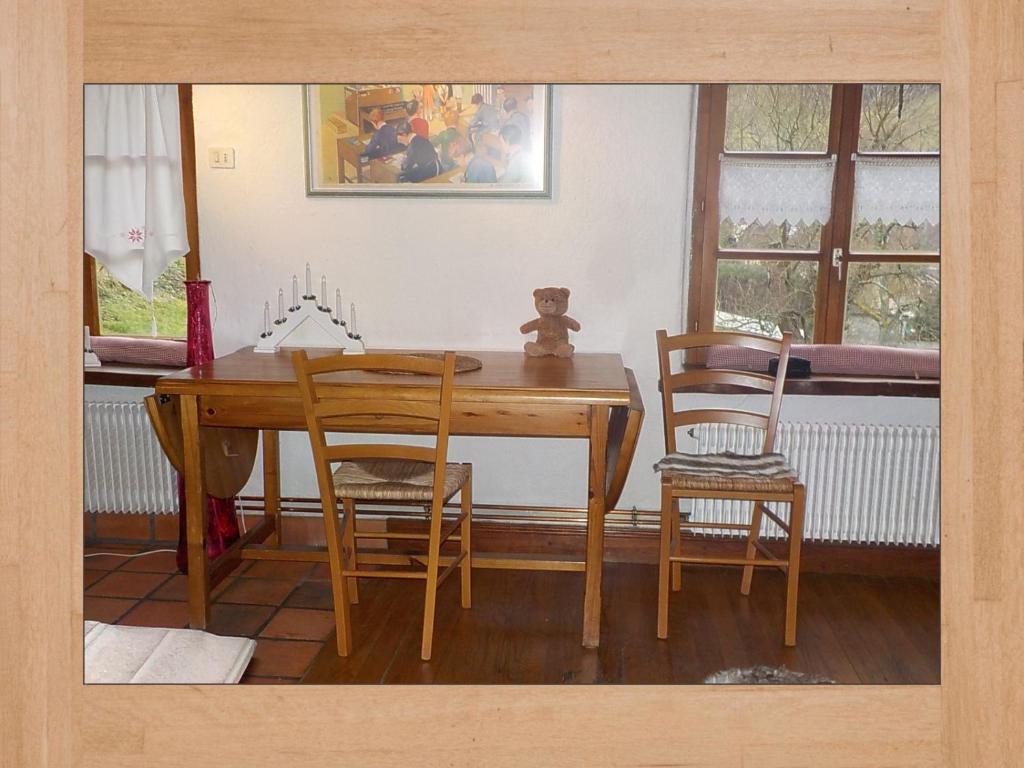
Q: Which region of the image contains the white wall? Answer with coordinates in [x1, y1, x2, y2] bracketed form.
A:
[85, 83, 939, 512]
[190, 84, 693, 509]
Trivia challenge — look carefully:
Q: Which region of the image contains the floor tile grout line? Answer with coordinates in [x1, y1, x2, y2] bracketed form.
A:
[84, 570, 176, 602]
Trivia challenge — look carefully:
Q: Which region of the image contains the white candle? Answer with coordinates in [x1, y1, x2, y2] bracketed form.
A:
[305, 263, 312, 296]
[277, 289, 284, 321]
[321, 274, 327, 304]
[350, 302, 357, 334]
[335, 289, 342, 319]
[292, 275, 298, 307]
[263, 301, 271, 335]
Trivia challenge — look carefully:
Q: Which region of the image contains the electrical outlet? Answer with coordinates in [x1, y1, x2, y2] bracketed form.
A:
[208, 147, 235, 168]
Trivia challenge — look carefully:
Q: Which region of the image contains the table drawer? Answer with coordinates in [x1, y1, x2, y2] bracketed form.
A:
[197, 396, 590, 438]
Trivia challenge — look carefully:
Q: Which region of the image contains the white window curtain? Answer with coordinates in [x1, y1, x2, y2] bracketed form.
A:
[853, 156, 940, 225]
[718, 156, 837, 225]
[84, 85, 189, 299]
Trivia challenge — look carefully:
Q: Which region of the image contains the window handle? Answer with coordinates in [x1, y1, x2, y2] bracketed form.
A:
[832, 248, 844, 280]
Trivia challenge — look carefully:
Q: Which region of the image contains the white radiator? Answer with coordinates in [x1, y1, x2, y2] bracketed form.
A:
[692, 423, 940, 546]
[84, 401, 179, 514]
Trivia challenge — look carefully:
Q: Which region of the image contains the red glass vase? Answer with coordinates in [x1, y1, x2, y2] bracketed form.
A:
[176, 279, 241, 573]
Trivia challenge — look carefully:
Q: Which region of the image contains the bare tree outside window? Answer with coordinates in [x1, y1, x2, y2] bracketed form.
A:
[715, 260, 818, 342]
[724, 85, 832, 152]
[858, 84, 940, 153]
[844, 263, 940, 347]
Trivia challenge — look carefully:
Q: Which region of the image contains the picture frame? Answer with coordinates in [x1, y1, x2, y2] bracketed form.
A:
[4, 1, 1020, 767]
[302, 84, 553, 197]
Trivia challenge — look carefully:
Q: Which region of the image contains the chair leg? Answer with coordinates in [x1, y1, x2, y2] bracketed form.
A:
[320, 495, 352, 656]
[420, 497, 446, 661]
[741, 500, 765, 596]
[670, 498, 682, 592]
[657, 483, 673, 639]
[459, 471, 472, 609]
[342, 498, 360, 604]
[784, 484, 806, 647]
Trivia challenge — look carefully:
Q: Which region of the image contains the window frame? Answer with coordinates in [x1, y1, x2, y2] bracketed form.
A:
[83, 83, 201, 340]
[687, 83, 940, 346]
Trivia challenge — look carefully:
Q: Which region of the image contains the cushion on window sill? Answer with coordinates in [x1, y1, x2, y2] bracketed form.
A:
[91, 336, 187, 368]
[706, 343, 938, 380]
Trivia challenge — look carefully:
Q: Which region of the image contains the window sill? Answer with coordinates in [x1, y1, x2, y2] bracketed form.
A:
[84, 363, 183, 388]
[672, 365, 939, 398]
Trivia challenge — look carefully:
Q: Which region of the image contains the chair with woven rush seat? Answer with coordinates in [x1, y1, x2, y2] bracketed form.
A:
[654, 329, 805, 646]
[292, 350, 472, 661]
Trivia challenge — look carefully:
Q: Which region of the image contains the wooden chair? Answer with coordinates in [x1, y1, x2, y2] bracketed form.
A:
[292, 350, 472, 661]
[654, 330, 805, 646]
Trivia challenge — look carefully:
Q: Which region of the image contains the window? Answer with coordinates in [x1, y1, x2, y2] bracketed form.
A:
[689, 84, 940, 349]
[83, 84, 199, 340]
[90, 258, 189, 337]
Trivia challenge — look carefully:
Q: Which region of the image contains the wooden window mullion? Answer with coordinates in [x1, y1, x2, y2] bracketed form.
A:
[821, 84, 864, 343]
[178, 84, 201, 281]
[696, 85, 728, 336]
[83, 254, 100, 335]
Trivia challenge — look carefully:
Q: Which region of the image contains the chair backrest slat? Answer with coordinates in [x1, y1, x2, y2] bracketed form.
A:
[659, 331, 784, 355]
[665, 369, 776, 394]
[671, 408, 770, 431]
[656, 329, 792, 455]
[300, 353, 445, 377]
[313, 398, 442, 422]
[321, 444, 437, 464]
[293, 350, 458, 514]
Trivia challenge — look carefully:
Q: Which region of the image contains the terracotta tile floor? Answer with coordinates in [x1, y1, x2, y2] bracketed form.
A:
[82, 545, 332, 683]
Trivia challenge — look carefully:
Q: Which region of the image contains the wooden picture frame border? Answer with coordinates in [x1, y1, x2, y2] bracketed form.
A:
[2, 1, 1020, 765]
[301, 84, 554, 198]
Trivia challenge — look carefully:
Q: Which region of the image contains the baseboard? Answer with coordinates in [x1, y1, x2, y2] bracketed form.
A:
[386, 517, 940, 580]
[85, 507, 939, 580]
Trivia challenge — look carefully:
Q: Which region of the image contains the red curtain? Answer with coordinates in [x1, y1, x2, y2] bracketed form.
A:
[176, 279, 240, 573]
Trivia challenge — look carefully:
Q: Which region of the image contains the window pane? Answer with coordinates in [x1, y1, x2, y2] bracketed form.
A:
[97, 258, 187, 338]
[719, 218, 822, 251]
[858, 84, 940, 153]
[715, 259, 818, 342]
[850, 156, 940, 253]
[843, 262, 939, 348]
[724, 85, 832, 153]
[717, 156, 836, 252]
[850, 219, 940, 253]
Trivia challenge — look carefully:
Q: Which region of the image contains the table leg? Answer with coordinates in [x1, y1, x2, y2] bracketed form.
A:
[180, 394, 210, 629]
[263, 429, 281, 547]
[582, 404, 610, 648]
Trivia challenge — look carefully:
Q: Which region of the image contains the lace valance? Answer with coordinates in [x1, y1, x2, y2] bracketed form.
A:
[718, 156, 837, 225]
[852, 156, 939, 225]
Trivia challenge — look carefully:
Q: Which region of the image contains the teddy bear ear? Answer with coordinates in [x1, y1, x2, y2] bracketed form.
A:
[533, 288, 543, 297]
[559, 287, 570, 297]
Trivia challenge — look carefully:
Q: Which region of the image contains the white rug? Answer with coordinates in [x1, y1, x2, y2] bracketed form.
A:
[84, 621, 256, 684]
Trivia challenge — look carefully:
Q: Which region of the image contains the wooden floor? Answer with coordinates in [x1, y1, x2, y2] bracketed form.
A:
[302, 562, 940, 684]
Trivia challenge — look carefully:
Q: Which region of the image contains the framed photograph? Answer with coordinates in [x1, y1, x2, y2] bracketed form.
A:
[303, 84, 552, 197]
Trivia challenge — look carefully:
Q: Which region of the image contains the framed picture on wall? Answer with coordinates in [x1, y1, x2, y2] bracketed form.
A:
[303, 84, 552, 197]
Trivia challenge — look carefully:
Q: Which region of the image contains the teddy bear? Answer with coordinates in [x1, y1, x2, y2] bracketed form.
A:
[519, 287, 581, 358]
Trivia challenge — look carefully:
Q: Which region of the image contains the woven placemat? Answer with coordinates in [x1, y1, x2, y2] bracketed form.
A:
[377, 353, 482, 374]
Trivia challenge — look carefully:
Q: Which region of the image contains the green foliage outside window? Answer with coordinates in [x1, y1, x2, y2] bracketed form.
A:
[97, 257, 187, 338]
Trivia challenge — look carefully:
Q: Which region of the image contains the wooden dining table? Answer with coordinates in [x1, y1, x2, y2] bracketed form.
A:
[154, 346, 644, 648]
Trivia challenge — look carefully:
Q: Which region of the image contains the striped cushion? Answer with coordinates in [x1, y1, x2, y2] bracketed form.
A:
[654, 451, 798, 493]
[91, 336, 188, 367]
[333, 459, 470, 502]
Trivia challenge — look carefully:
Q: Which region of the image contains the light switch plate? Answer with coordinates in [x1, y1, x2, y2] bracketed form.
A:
[209, 147, 235, 168]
